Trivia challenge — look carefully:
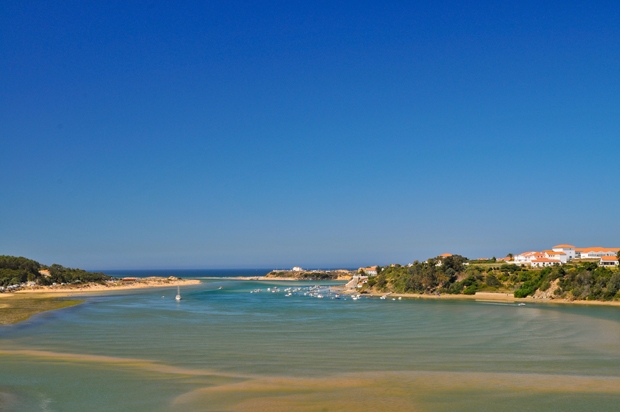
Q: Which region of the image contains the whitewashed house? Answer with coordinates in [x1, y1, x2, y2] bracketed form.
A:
[576, 247, 620, 259]
[552, 244, 576, 260]
[530, 258, 562, 268]
[514, 251, 545, 265]
[360, 266, 378, 276]
[599, 256, 619, 267]
[544, 250, 568, 264]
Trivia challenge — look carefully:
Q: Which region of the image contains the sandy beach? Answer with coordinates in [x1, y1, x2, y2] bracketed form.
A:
[0, 277, 201, 324]
[1, 277, 201, 297]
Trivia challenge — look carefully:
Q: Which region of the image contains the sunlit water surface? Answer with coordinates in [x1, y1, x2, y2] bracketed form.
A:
[2, 271, 620, 411]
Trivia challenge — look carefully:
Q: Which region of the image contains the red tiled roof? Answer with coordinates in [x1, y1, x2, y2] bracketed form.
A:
[576, 247, 620, 253]
[519, 251, 541, 257]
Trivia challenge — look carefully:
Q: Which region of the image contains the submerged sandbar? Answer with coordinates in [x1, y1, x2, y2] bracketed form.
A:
[0, 295, 82, 325]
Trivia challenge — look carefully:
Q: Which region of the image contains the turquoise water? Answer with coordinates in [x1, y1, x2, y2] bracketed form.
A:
[2, 275, 620, 411]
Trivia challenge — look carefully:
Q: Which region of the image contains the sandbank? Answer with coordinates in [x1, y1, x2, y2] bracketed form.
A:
[0, 295, 83, 325]
[0, 278, 201, 325]
[2, 277, 201, 297]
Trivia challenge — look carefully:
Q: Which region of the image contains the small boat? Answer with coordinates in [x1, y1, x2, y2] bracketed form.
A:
[175, 286, 182, 301]
[518, 303, 526, 306]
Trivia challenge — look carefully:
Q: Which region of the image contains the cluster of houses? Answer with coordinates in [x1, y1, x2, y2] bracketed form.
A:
[292, 244, 619, 280]
[431, 245, 619, 269]
[511, 244, 619, 267]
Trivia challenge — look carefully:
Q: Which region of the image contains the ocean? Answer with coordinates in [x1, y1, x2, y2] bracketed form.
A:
[1, 270, 620, 411]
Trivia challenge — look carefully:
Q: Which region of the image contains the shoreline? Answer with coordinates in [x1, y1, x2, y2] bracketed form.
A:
[0, 278, 201, 325]
[358, 290, 620, 307]
[1, 278, 201, 297]
[230, 276, 352, 281]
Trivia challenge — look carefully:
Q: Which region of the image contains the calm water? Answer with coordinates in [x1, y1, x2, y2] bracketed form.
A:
[1, 270, 620, 411]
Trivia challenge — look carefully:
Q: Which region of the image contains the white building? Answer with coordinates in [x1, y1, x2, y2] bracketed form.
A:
[552, 244, 576, 260]
[576, 247, 620, 259]
[530, 258, 562, 268]
[544, 250, 568, 264]
[358, 266, 378, 275]
[599, 256, 619, 267]
[514, 251, 545, 265]
[291, 266, 304, 272]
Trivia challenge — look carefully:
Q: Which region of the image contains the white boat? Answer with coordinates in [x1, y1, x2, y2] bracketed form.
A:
[175, 286, 181, 301]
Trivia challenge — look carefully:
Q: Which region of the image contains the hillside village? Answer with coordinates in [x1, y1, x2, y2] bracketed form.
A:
[349, 244, 620, 301]
[509, 244, 619, 267]
[352, 245, 619, 276]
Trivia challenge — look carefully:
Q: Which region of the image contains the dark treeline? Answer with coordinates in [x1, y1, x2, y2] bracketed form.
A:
[0, 255, 110, 287]
[366, 256, 620, 301]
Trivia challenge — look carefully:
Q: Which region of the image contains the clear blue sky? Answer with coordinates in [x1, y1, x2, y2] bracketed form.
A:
[1, 1, 619, 269]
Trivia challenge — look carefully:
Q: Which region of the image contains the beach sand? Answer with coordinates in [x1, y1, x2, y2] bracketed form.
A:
[6, 277, 201, 296]
[0, 278, 201, 324]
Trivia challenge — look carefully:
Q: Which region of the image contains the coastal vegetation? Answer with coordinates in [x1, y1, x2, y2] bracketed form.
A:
[365, 256, 620, 301]
[0, 255, 109, 288]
